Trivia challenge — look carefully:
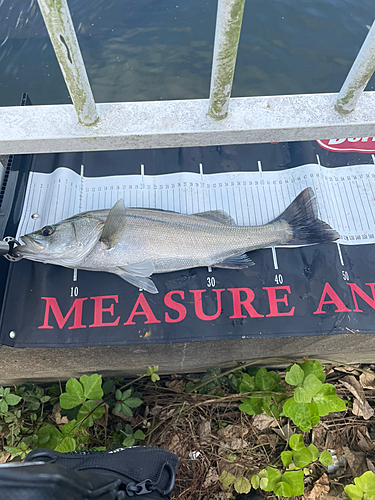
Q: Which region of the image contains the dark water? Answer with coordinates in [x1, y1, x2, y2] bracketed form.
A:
[0, 0, 374, 107]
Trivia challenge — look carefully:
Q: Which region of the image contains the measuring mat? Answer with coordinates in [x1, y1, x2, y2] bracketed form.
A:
[1, 140, 375, 348]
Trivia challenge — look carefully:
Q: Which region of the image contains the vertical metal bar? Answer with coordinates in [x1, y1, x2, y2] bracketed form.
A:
[335, 21, 375, 114]
[208, 0, 246, 120]
[37, 0, 99, 125]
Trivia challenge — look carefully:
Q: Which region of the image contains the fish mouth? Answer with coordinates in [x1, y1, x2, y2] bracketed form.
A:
[14, 236, 45, 254]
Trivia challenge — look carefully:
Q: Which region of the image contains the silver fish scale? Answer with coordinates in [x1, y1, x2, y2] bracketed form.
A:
[79, 209, 292, 274]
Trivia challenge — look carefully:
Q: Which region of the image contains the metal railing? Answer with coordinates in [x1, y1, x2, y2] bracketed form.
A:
[0, 0, 374, 154]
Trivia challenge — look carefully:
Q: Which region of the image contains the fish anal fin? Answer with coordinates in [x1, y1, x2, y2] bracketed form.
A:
[119, 260, 155, 278]
[194, 210, 236, 226]
[213, 253, 254, 269]
[100, 198, 127, 248]
[116, 270, 158, 294]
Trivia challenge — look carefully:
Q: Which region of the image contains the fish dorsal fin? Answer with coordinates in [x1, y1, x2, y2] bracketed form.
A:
[194, 210, 236, 225]
[100, 198, 127, 248]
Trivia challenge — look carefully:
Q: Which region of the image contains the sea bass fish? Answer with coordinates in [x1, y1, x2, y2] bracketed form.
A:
[14, 188, 338, 294]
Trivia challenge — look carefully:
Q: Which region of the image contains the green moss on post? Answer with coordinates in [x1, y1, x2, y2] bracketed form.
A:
[37, 0, 99, 125]
[208, 0, 246, 120]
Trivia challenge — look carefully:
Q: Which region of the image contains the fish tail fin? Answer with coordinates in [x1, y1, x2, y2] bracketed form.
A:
[274, 187, 339, 245]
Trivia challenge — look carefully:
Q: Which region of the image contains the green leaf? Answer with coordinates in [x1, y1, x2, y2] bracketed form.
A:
[77, 400, 105, 427]
[255, 368, 281, 391]
[308, 444, 319, 462]
[37, 424, 62, 450]
[102, 379, 115, 395]
[281, 451, 293, 468]
[293, 447, 313, 468]
[54, 436, 76, 453]
[294, 374, 323, 404]
[122, 436, 135, 447]
[355, 471, 375, 492]
[283, 469, 304, 496]
[4, 393, 22, 406]
[285, 364, 304, 386]
[299, 360, 325, 383]
[0, 400, 8, 413]
[134, 430, 146, 440]
[121, 389, 132, 401]
[120, 403, 133, 417]
[289, 434, 304, 451]
[60, 378, 85, 409]
[80, 374, 103, 401]
[151, 373, 160, 382]
[239, 373, 255, 393]
[61, 420, 77, 436]
[234, 477, 251, 494]
[124, 424, 133, 435]
[220, 471, 236, 488]
[319, 450, 333, 466]
[114, 403, 122, 414]
[115, 389, 122, 400]
[239, 396, 265, 415]
[344, 484, 365, 500]
[261, 467, 282, 492]
[259, 477, 268, 489]
[124, 397, 142, 408]
[283, 397, 320, 432]
[4, 446, 25, 457]
[313, 384, 346, 416]
[251, 475, 260, 489]
[274, 481, 293, 497]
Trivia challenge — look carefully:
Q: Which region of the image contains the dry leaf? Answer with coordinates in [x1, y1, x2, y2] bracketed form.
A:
[0, 452, 10, 464]
[165, 379, 186, 392]
[199, 420, 212, 439]
[343, 446, 367, 477]
[335, 366, 360, 376]
[257, 433, 278, 447]
[356, 429, 373, 452]
[367, 458, 375, 474]
[203, 467, 220, 488]
[325, 431, 337, 450]
[273, 422, 294, 441]
[341, 375, 374, 420]
[217, 424, 248, 451]
[360, 371, 375, 390]
[217, 424, 248, 439]
[252, 413, 276, 431]
[166, 433, 184, 455]
[303, 473, 330, 500]
[52, 403, 69, 425]
[312, 422, 327, 449]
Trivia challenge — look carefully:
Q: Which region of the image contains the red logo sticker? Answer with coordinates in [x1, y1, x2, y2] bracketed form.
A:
[317, 138, 375, 153]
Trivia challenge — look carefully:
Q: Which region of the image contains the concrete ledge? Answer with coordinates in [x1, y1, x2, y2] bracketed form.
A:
[1, 92, 375, 155]
[0, 333, 374, 385]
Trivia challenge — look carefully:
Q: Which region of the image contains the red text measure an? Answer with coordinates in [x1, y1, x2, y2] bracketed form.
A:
[38, 283, 375, 330]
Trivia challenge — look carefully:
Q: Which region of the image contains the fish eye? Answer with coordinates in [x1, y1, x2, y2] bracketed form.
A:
[41, 225, 54, 237]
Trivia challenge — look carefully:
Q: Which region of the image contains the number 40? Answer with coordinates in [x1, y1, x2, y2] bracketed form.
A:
[274, 274, 283, 285]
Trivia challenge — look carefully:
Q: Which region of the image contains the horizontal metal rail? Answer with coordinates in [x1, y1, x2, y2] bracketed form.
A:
[1, 92, 375, 155]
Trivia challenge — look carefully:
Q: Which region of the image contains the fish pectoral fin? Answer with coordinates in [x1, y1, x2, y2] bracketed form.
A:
[116, 270, 159, 294]
[119, 260, 155, 278]
[100, 198, 127, 248]
[213, 253, 254, 269]
[194, 210, 236, 225]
